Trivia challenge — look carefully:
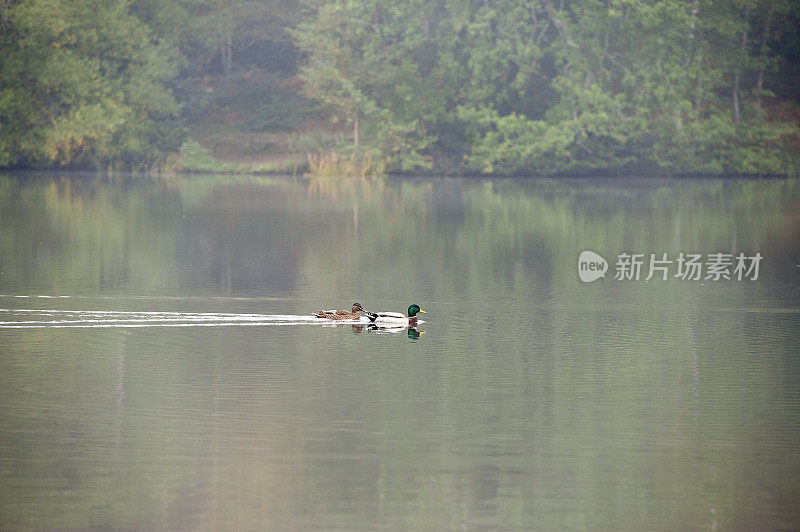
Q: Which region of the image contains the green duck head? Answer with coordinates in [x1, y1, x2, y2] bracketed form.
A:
[408, 304, 427, 317]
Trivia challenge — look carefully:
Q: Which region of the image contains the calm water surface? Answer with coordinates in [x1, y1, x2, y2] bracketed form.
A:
[1, 173, 799, 529]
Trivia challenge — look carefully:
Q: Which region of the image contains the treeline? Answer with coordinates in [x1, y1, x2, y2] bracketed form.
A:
[1, 0, 798, 175]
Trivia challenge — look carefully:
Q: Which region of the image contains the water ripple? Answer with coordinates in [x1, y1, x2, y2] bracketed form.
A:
[0, 309, 358, 328]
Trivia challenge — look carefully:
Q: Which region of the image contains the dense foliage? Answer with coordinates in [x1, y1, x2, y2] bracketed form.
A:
[295, 0, 800, 174]
[0, 0, 798, 174]
[0, 0, 182, 171]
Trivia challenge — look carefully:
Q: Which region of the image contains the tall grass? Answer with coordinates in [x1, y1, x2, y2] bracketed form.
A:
[305, 151, 385, 179]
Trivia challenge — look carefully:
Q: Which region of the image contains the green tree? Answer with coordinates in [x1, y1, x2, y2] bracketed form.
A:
[295, 0, 542, 171]
[462, 0, 799, 174]
[0, 0, 181, 170]
[1, 0, 797, 174]
[297, 0, 799, 175]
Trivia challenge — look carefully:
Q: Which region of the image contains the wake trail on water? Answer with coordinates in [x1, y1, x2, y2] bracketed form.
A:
[0, 309, 354, 328]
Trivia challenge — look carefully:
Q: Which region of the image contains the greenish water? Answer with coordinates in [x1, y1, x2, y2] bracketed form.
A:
[1, 173, 799, 529]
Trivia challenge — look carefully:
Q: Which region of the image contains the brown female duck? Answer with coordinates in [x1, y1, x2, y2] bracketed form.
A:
[313, 302, 365, 320]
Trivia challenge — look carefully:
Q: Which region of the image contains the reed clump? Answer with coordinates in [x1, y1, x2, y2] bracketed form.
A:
[305, 151, 385, 179]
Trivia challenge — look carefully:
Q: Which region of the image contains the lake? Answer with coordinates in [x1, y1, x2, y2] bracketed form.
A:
[1, 172, 799, 529]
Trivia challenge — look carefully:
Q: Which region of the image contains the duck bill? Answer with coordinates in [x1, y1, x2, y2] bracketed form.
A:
[418, 309, 427, 314]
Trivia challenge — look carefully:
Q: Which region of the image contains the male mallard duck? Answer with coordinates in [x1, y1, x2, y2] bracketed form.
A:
[365, 304, 427, 325]
[313, 302, 365, 320]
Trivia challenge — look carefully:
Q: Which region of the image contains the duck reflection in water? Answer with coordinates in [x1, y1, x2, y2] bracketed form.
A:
[351, 324, 425, 339]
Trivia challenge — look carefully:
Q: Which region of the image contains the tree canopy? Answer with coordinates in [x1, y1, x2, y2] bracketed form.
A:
[295, 0, 800, 174]
[0, 0, 798, 174]
[0, 0, 182, 170]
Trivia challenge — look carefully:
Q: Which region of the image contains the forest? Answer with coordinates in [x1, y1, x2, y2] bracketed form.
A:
[0, 0, 798, 175]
